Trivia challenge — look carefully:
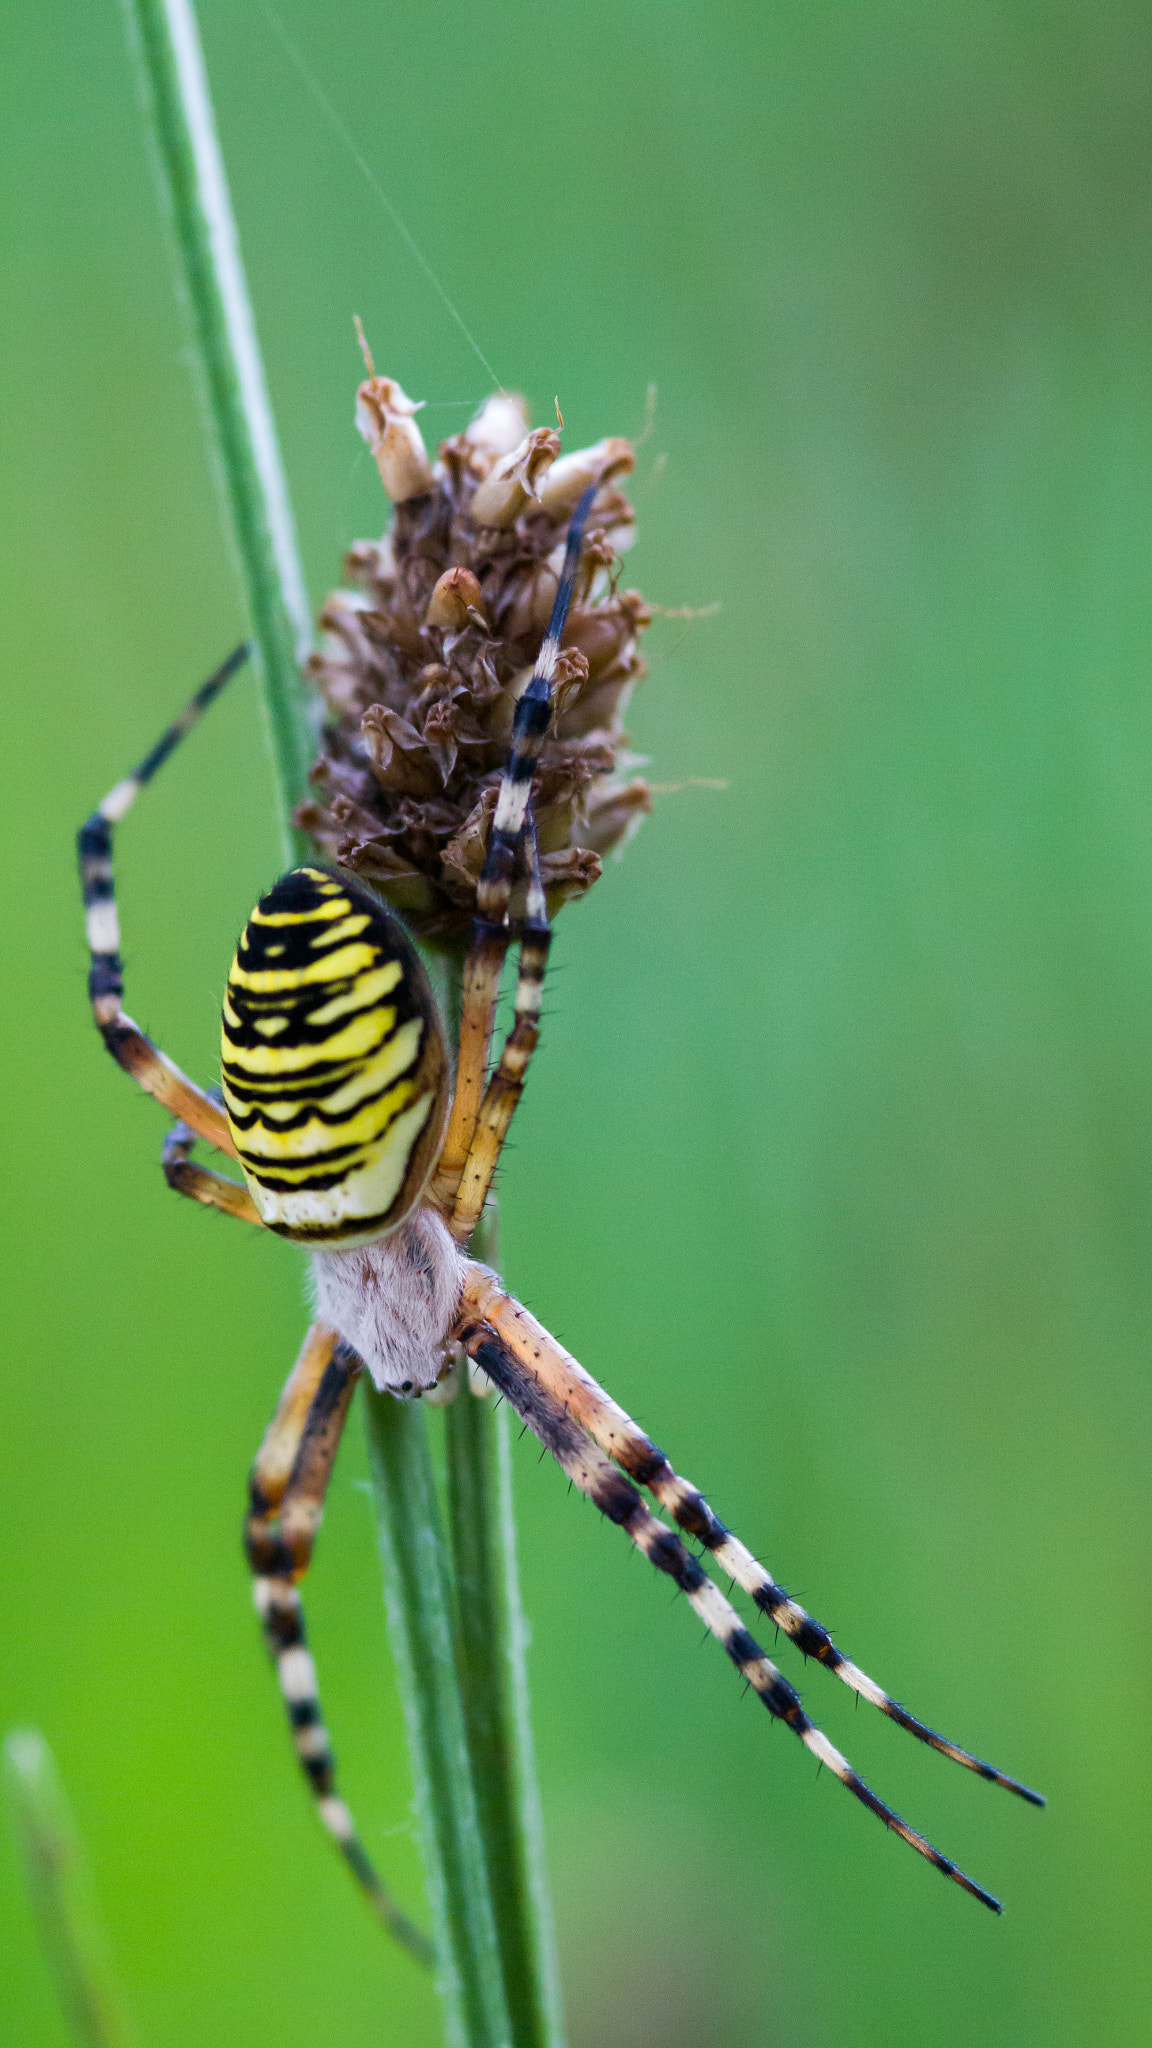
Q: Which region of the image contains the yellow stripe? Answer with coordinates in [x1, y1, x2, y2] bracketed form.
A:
[237, 1073, 418, 1164]
[305, 960, 402, 1026]
[222, 1002, 394, 1074]
[230, 941, 380, 993]
[248, 905, 348, 925]
[249, 894, 350, 928]
[308, 913, 371, 947]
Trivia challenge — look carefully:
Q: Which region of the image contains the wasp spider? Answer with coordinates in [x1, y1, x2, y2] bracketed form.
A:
[78, 489, 1041, 1942]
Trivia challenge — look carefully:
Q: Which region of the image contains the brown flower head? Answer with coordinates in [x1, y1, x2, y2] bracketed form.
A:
[296, 362, 653, 948]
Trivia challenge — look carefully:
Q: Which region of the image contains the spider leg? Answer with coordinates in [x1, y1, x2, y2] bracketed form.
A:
[434, 485, 598, 1216]
[77, 644, 250, 1155]
[459, 1266, 1044, 1808]
[449, 818, 550, 1243]
[246, 1322, 433, 1965]
[432, 925, 504, 1207]
[454, 1313, 1005, 1913]
[161, 1119, 263, 1225]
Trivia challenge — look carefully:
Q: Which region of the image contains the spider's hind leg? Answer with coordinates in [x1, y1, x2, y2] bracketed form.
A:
[458, 1266, 1044, 1808]
[246, 1322, 433, 1965]
[453, 1311, 1006, 1913]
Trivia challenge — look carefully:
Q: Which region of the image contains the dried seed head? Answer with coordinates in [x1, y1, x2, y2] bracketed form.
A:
[298, 382, 655, 947]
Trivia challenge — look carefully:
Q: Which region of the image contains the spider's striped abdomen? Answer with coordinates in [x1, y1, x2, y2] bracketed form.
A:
[221, 867, 447, 1246]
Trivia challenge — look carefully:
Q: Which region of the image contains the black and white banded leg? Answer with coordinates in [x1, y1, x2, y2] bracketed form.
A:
[246, 1322, 433, 1965]
[454, 1312, 1012, 1913]
[473, 481, 598, 924]
[460, 1269, 1044, 1807]
[435, 484, 597, 1210]
[77, 644, 251, 1155]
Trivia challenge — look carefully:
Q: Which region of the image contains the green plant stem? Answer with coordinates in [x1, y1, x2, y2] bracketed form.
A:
[366, 954, 564, 2047]
[365, 1392, 512, 2048]
[445, 1202, 566, 2048]
[122, 0, 315, 861]
[491, 1398, 563, 2040]
[3, 1729, 138, 2048]
[120, 9, 520, 2038]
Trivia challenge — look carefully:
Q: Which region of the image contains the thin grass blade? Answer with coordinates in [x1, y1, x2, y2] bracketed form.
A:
[3, 1728, 139, 2048]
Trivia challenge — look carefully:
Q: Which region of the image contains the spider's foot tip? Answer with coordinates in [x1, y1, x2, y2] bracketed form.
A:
[993, 1768, 1045, 1807]
[958, 1870, 1003, 1913]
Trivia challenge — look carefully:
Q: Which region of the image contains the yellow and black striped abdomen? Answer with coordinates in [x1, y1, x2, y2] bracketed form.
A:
[221, 867, 447, 1246]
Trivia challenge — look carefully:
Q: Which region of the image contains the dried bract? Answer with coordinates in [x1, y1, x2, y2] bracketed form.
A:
[299, 377, 654, 946]
[355, 373, 434, 502]
[538, 437, 635, 519]
[469, 427, 562, 529]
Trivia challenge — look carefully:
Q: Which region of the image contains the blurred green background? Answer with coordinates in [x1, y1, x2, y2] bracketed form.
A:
[3, 2, 1151, 2042]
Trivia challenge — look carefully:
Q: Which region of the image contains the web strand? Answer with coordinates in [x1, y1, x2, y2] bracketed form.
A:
[252, 0, 504, 390]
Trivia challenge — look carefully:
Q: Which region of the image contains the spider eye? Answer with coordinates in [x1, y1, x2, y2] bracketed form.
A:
[221, 866, 448, 1246]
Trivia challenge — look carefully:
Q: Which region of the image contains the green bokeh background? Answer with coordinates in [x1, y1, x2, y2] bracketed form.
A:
[3, 3, 1150, 2042]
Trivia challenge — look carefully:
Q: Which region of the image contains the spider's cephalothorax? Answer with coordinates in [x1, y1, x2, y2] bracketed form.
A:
[78, 396, 1042, 1958]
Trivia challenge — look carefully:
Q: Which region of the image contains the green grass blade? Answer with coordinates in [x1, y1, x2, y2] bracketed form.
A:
[119, 16, 562, 2037]
[3, 1729, 139, 2048]
[491, 1394, 566, 2047]
[445, 1204, 566, 2048]
[119, 8, 512, 2030]
[121, 0, 315, 860]
[365, 1390, 513, 2048]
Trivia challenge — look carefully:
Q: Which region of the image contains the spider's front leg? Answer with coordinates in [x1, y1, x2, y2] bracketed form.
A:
[450, 816, 551, 1245]
[433, 483, 599, 1237]
[77, 644, 250, 1157]
[246, 1321, 433, 1965]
